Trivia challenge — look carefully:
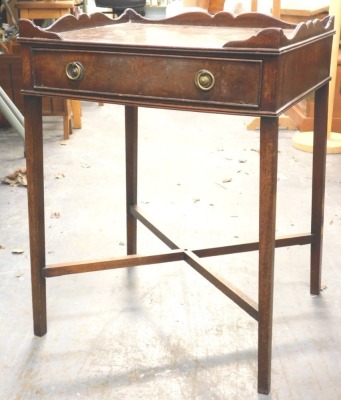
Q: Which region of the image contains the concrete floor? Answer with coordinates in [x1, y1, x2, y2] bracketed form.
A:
[0, 102, 341, 399]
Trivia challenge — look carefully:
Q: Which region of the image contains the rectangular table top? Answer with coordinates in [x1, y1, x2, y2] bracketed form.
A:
[17, 10, 335, 117]
[18, 10, 334, 53]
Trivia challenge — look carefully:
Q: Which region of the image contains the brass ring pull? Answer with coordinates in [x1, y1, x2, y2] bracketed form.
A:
[65, 61, 84, 81]
[195, 69, 215, 91]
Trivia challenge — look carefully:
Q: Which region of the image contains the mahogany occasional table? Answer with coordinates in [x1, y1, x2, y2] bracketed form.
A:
[18, 10, 334, 394]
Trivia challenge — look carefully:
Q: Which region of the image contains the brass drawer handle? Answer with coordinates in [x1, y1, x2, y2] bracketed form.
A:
[195, 69, 215, 91]
[65, 61, 84, 81]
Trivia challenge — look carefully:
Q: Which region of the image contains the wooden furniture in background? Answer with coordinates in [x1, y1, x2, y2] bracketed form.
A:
[15, 0, 82, 138]
[251, 0, 280, 17]
[0, 48, 80, 138]
[207, 0, 224, 14]
[16, 0, 74, 19]
[0, 54, 23, 127]
[279, 0, 328, 23]
[18, 10, 334, 395]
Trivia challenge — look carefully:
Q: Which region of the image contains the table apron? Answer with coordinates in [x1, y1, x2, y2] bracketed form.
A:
[30, 49, 263, 111]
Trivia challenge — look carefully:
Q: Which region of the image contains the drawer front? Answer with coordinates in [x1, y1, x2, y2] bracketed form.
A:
[32, 49, 262, 109]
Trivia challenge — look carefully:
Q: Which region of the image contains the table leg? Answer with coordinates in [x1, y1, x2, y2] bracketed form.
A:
[257, 117, 279, 394]
[24, 95, 47, 336]
[310, 83, 329, 295]
[125, 106, 138, 255]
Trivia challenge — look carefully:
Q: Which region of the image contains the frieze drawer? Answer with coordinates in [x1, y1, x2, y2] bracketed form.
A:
[31, 49, 262, 109]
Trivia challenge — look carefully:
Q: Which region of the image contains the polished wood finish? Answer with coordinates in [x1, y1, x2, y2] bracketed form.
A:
[310, 83, 329, 294]
[258, 117, 278, 393]
[23, 94, 47, 336]
[18, 10, 334, 395]
[125, 106, 138, 255]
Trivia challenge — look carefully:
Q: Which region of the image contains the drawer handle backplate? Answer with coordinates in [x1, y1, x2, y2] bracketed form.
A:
[195, 69, 215, 91]
[65, 62, 84, 81]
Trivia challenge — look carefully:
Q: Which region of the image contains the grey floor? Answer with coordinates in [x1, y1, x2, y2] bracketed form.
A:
[0, 102, 341, 399]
